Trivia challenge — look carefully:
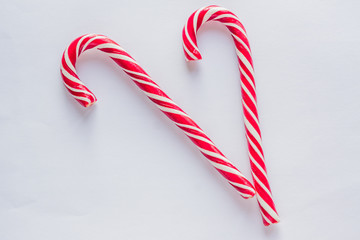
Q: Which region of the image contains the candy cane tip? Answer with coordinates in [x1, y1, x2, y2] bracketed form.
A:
[238, 189, 256, 199]
[183, 45, 202, 61]
[242, 194, 255, 199]
[85, 101, 96, 108]
[185, 55, 202, 62]
[264, 218, 280, 226]
[184, 51, 202, 61]
[76, 98, 97, 108]
[261, 211, 280, 226]
[84, 97, 97, 107]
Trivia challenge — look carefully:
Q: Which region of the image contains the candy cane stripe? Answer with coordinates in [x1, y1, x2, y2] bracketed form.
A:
[252, 172, 272, 199]
[228, 181, 256, 193]
[243, 100, 259, 126]
[183, 131, 214, 146]
[241, 84, 258, 108]
[122, 68, 153, 80]
[256, 193, 280, 222]
[175, 123, 205, 134]
[246, 134, 264, 161]
[144, 92, 176, 105]
[76, 34, 94, 58]
[183, 42, 198, 60]
[130, 77, 161, 89]
[197, 147, 231, 164]
[232, 35, 251, 55]
[249, 153, 268, 180]
[81, 35, 107, 53]
[239, 66, 255, 91]
[223, 22, 248, 37]
[96, 43, 125, 51]
[209, 161, 245, 179]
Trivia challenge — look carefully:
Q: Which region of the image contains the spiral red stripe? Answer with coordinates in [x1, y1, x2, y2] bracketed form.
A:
[182, 5, 280, 225]
[60, 34, 256, 199]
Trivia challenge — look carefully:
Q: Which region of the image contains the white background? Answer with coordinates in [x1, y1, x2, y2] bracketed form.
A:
[1, 0, 359, 239]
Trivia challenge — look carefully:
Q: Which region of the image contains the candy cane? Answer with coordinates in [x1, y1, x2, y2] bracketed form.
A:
[182, 5, 280, 225]
[60, 34, 255, 199]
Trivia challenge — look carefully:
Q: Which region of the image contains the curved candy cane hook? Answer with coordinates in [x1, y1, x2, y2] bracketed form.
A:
[60, 34, 256, 199]
[182, 6, 280, 225]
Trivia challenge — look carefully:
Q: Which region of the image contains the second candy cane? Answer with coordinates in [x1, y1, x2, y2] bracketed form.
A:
[182, 5, 280, 225]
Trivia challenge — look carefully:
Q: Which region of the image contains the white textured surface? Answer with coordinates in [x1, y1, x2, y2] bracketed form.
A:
[1, 0, 360, 239]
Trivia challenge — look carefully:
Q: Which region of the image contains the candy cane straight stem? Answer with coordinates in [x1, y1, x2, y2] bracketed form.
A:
[182, 5, 280, 225]
[61, 34, 255, 199]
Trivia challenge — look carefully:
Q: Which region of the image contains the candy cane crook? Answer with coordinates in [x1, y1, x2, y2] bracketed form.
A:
[182, 6, 280, 225]
[60, 34, 256, 199]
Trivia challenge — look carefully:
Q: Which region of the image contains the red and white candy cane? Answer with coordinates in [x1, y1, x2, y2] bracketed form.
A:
[182, 5, 280, 225]
[60, 34, 256, 199]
